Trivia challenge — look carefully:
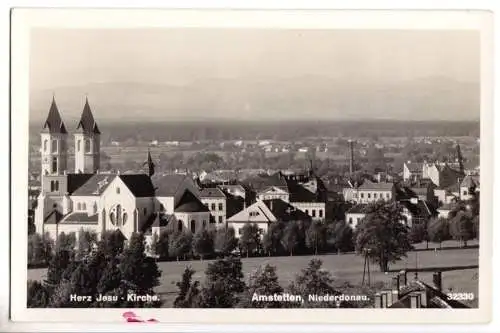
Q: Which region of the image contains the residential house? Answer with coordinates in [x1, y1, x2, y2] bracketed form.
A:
[226, 198, 310, 238]
[199, 187, 227, 226]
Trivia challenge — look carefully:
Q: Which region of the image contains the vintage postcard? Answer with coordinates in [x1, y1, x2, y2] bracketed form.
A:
[9, 7, 493, 327]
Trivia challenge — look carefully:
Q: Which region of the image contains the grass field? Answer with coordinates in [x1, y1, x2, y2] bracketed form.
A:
[28, 245, 479, 308]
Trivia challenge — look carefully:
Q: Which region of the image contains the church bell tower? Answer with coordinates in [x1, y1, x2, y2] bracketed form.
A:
[74, 97, 101, 174]
[40, 96, 68, 178]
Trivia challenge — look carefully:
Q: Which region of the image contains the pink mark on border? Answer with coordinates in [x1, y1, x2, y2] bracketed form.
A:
[122, 311, 158, 323]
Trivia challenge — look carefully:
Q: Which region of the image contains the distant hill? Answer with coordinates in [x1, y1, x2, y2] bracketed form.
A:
[29, 76, 479, 123]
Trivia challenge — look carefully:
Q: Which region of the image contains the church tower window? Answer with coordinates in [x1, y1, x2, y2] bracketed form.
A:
[77, 140, 81, 152]
[51, 157, 58, 173]
[178, 220, 183, 231]
[85, 139, 91, 153]
[51, 140, 57, 153]
[43, 140, 48, 152]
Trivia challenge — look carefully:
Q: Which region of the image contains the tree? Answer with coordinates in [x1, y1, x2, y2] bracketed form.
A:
[355, 202, 412, 272]
[198, 257, 246, 308]
[281, 221, 300, 256]
[27, 280, 50, 308]
[449, 211, 474, 247]
[150, 232, 159, 257]
[327, 221, 354, 253]
[76, 229, 98, 260]
[45, 249, 72, 287]
[169, 232, 193, 261]
[192, 229, 214, 260]
[239, 264, 284, 308]
[427, 217, 450, 249]
[288, 259, 341, 308]
[262, 221, 285, 256]
[119, 233, 161, 294]
[55, 232, 77, 253]
[28, 233, 47, 266]
[156, 230, 170, 259]
[305, 221, 327, 255]
[96, 257, 122, 295]
[99, 230, 126, 258]
[472, 215, 480, 239]
[173, 266, 201, 308]
[238, 223, 261, 258]
[213, 227, 238, 256]
[408, 222, 428, 245]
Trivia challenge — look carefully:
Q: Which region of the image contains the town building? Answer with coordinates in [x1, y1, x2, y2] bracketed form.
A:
[226, 198, 310, 238]
[199, 187, 227, 226]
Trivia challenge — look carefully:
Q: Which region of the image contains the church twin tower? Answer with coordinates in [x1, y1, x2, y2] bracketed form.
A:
[41, 96, 101, 177]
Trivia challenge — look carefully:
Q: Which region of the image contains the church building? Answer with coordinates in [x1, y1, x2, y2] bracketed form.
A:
[34, 97, 211, 245]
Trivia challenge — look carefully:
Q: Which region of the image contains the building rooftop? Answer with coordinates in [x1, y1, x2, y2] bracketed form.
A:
[199, 187, 226, 199]
[76, 97, 100, 134]
[42, 97, 67, 134]
[175, 190, 210, 213]
[358, 180, 394, 191]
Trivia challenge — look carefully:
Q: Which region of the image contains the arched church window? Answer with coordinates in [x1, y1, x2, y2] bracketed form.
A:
[77, 140, 81, 152]
[123, 212, 128, 225]
[93, 202, 98, 214]
[178, 220, 183, 232]
[77, 203, 81, 210]
[116, 187, 120, 194]
[85, 139, 91, 153]
[82, 202, 86, 210]
[51, 157, 57, 173]
[190, 220, 196, 233]
[50, 181, 55, 192]
[116, 204, 122, 226]
[51, 140, 57, 153]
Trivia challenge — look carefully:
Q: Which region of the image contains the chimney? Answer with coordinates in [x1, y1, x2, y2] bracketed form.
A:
[391, 276, 400, 302]
[383, 290, 394, 307]
[432, 271, 443, 292]
[380, 292, 388, 308]
[398, 270, 408, 287]
[410, 293, 421, 308]
[374, 293, 382, 308]
[348, 140, 354, 175]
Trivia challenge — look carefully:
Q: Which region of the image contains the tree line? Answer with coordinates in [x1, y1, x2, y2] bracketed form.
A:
[172, 257, 377, 308]
[27, 230, 162, 308]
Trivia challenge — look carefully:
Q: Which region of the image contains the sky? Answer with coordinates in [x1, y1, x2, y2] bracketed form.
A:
[29, 28, 480, 122]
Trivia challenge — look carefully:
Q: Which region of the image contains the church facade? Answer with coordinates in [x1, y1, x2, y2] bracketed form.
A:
[34, 97, 211, 245]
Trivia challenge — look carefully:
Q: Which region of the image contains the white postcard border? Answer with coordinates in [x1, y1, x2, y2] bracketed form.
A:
[8, 6, 495, 329]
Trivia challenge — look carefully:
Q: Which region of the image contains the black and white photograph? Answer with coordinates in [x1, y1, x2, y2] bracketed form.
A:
[8, 8, 494, 326]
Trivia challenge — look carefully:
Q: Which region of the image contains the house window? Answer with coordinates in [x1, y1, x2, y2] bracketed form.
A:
[218, 203, 223, 211]
[123, 213, 128, 225]
[312, 210, 316, 217]
[82, 202, 86, 210]
[85, 139, 91, 153]
[190, 220, 196, 233]
[360, 193, 364, 198]
[51, 140, 57, 153]
[218, 216, 223, 224]
[54, 181, 59, 191]
[374, 193, 377, 199]
[143, 208, 147, 216]
[349, 217, 353, 224]
[463, 191, 468, 196]
[203, 220, 206, 228]
[116, 187, 120, 194]
[258, 228, 264, 234]
[305, 209, 309, 215]
[353, 193, 358, 198]
[238, 229, 242, 235]
[50, 181, 55, 192]
[386, 193, 390, 198]
[77, 203, 81, 210]
[77, 140, 81, 152]
[357, 218, 361, 223]
[211, 203, 216, 211]
[319, 210, 323, 218]
[178, 220, 183, 231]
[51, 157, 58, 173]
[43, 140, 48, 152]
[367, 193, 371, 199]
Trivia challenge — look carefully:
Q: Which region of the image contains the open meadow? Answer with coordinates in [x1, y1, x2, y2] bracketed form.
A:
[28, 244, 479, 308]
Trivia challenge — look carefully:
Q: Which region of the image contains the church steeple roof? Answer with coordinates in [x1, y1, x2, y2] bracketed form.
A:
[43, 96, 68, 134]
[76, 97, 101, 134]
